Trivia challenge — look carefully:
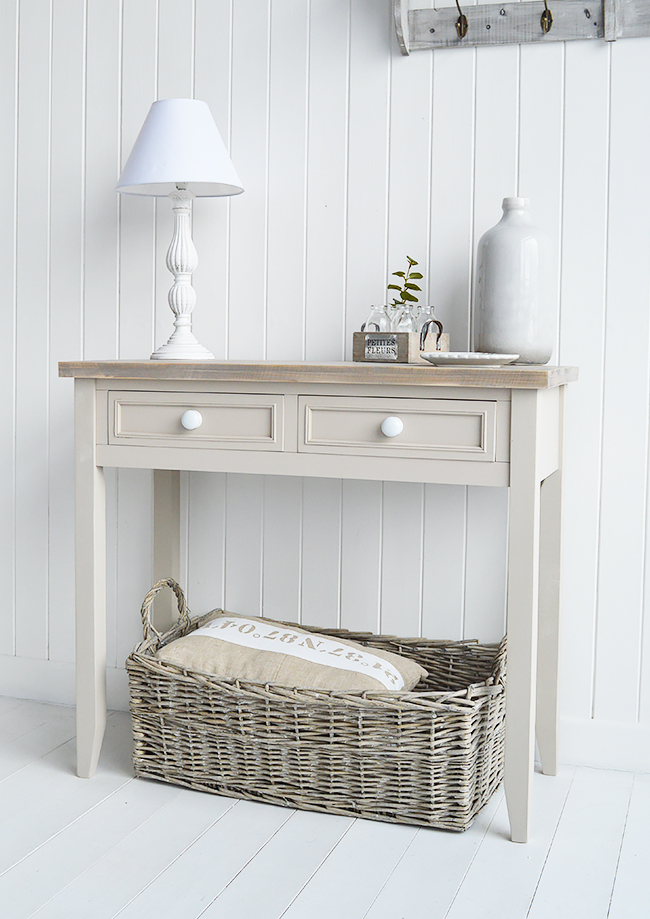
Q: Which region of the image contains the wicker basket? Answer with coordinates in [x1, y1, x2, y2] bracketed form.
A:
[126, 579, 506, 832]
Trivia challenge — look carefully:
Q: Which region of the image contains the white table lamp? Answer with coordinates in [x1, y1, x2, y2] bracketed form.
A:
[117, 98, 243, 360]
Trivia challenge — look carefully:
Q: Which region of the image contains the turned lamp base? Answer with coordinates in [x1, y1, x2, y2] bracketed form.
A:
[150, 320, 215, 361]
[150, 345, 215, 361]
[150, 342, 215, 361]
[151, 187, 215, 362]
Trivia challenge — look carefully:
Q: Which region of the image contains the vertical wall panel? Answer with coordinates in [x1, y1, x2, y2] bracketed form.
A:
[263, 476, 302, 622]
[304, 0, 349, 361]
[266, 1, 309, 360]
[228, 1, 270, 359]
[421, 484, 466, 640]
[224, 473, 264, 616]
[48, 0, 86, 663]
[0, 1, 18, 656]
[558, 41, 610, 721]
[464, 486, 508, 642]
[158, 0, 195, 97]
[187, 471, 226, 614]
[301, 478, 342, 629]
[380, 483, 423, 637]
[14, 0, 52, 659]
[340, 480, 382, 634]
[83, 0, 120, 359]
[594, 40, 650, 723]
[429, 47, 475, 351]
[518, 43, 565, 364]
[118, 0, 157, 361]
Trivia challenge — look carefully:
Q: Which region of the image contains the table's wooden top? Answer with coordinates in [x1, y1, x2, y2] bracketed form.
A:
[58, 360, 578, 389]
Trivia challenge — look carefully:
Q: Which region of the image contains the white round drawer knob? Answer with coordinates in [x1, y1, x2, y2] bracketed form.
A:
[180, 410, 203, 431]
[380, 416, 404, 438]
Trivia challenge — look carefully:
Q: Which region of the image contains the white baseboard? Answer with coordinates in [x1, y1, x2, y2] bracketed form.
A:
[0, 655, 130, 712]
[559, 716, 650, 773]
[1, 655, 648, 772]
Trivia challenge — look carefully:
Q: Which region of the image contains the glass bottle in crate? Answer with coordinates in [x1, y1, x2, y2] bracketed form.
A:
[361, 305, 391, 333]
[392, 302, 419, 332]
[416, 304, 435, 331]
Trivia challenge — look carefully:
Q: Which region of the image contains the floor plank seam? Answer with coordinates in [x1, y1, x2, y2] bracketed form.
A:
[276, 818, 358, 919]
[193, 808, 298, 919]
[441, 787, 505, 919]
[524, 766, 578, 918]
[0, 719, 49, 744]
[0, 698, 24, 716]
[0, 731, 76, 786]
[360, 827, 422, 919]
[605, 772, 635, 919]
[0, 774, 137, 881]
[109, 795, 242, 919]
[22, 787, 186, 919]
[563, 762, 649, 777]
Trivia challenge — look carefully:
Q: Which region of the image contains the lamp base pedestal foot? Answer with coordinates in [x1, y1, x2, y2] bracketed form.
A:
[150, 330, 215, 361]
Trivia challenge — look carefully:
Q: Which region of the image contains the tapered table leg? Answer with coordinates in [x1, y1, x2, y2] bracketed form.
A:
[536, 387, 565, 776]
[75, 379, 106, 778]
[505, 389, 542, 843]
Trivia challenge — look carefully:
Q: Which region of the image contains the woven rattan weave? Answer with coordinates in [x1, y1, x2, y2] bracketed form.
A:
[126, 579, 506, 831]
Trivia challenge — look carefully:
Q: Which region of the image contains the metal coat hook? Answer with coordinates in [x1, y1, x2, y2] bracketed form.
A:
[541, 0, 553, 33]
[455, 0, 469, 39]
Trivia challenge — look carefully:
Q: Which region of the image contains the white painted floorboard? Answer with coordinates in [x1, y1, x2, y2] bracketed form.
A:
[0, 697, 646, 919]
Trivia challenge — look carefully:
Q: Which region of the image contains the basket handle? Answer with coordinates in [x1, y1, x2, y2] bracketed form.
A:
[493, 636, 507, 684]
[140, 578, 191, 642]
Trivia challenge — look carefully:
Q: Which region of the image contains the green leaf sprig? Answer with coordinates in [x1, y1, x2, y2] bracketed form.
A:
[387, 256, 423, 306]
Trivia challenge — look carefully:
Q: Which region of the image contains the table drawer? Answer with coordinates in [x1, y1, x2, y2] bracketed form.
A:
[107, 391, 284, 451]
[299, 395, 503, 462]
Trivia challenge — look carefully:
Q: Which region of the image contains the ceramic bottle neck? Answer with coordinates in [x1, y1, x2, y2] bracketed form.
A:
[500, 196, 532, 224]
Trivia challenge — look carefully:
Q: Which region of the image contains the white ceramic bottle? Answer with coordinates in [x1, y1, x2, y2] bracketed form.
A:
[474, 197, 554, 364]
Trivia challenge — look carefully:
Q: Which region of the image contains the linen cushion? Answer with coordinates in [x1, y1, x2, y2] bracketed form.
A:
[156, 611, 427, 692]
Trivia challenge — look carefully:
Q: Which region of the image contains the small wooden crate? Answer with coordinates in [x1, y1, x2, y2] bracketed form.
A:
[353, 330, 450, 363]
[127, 580, 506, 832]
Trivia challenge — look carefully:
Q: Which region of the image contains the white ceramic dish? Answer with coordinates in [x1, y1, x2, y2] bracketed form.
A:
[421, 352, 520, 367]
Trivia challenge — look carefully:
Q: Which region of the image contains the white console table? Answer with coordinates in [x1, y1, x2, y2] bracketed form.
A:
[59, 360, 577, 843]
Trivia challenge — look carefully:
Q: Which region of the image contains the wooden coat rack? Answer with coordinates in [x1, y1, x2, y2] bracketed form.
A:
[394, 0, 650, 52]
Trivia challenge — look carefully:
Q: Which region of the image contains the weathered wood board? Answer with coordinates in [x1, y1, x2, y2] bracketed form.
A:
[59, 360, 579, 390]
[394, 0, 650, 52]
[352, 331, 450, 364]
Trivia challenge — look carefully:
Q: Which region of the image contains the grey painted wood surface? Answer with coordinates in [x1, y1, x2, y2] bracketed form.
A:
[616, 0, 650, 35]
[395, 0, 650, 51]
[409, 2, 603, 50]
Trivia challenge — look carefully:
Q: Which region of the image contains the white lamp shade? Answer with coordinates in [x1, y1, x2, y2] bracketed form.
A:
[116, 98, 243, 197]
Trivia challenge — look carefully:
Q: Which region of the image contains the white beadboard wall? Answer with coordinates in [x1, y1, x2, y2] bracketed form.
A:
[1, 0, 649, 772]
